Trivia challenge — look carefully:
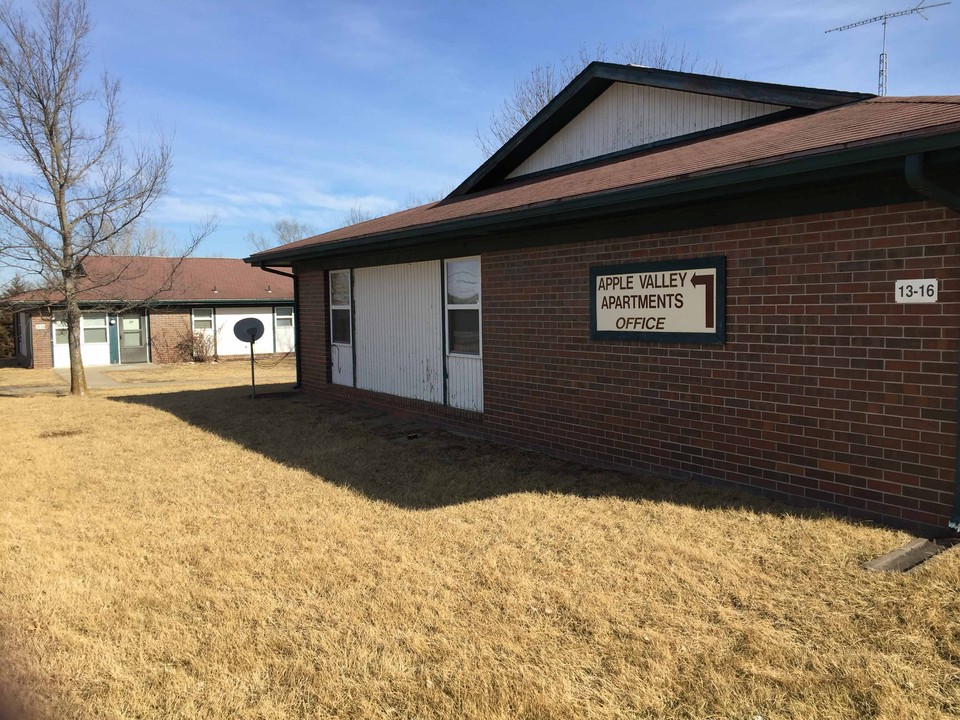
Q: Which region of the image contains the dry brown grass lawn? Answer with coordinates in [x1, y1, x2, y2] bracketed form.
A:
[1, 379, 958, 719]
[0, 365, 64, 388]
[100, 357, 297, 386]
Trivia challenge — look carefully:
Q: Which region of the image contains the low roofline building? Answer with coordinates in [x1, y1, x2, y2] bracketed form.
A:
[9, 255, 295, 369]
[248, 62, 960, 533]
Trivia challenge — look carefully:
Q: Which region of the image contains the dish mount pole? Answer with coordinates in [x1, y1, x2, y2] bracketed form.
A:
[248, 329, 257, 399]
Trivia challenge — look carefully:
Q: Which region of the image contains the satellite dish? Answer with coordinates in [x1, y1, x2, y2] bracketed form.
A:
[234, 317, 264, 343]
[234, 318, 265, 399]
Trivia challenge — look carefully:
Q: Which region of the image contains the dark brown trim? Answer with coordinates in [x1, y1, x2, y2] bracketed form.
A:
[287, 162, 926, 272]
[249, 135, 960, 269]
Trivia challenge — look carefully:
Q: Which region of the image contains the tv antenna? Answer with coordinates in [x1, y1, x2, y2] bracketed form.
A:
[825, 1, 950, 96]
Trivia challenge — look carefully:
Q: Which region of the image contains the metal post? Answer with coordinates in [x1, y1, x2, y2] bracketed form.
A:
[249, 332, 257, 399]
[879, 17, 888, 96]
[878, 51, 888, 96]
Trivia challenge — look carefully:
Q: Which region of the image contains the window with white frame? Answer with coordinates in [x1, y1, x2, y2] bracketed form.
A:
[82, 312, 108, 344]
[53, 312, 68, 345]
[192, 307, 214, 331]
[445, 257, 481, 355]
[330, 270, 351, 345]
[275, 306, 294, 327]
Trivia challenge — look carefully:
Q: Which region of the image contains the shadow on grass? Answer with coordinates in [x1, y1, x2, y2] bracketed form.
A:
[110, 384, 832, 518]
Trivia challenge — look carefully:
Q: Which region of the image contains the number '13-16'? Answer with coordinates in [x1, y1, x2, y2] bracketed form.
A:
[898, 282, 936, 299]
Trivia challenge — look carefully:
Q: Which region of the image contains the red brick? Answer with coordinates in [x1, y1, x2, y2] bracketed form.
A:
[296, 201, 960, 533]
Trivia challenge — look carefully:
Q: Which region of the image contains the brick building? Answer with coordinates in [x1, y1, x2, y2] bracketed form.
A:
[10, 256, 294, 368]
[248, 63, 960, 532]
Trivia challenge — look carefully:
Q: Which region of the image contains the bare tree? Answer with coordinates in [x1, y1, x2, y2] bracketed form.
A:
[339, 189, 451, 230]
[0, 0, 207, 395]
[476, 37, 724, 157]
[341, 202, 379, 228]
[246, 217, 316, 252]
[401, 188, 450, 209]
[617, 37, 723, 76]
[99, 222, 177, 256]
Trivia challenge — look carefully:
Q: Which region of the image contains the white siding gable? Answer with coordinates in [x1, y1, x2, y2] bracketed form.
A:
[508, 82, 787, 178]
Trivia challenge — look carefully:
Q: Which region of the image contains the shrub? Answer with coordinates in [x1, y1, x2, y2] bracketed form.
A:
[175, 330, 216, 363]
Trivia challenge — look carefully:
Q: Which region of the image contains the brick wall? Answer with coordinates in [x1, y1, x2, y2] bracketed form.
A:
[481, 200, 959, 531]
[148, 308, 192, 363]
[298, 267, 330, 392]
[28, 310, 52, 369]
[297, 201, 960, 531]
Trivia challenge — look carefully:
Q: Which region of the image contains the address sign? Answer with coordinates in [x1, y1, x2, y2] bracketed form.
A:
[590, 256, 726, 343]
[894, 279, 937, 304]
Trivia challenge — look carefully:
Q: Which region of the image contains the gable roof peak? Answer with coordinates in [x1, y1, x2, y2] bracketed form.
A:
[453, 61, 875, 197]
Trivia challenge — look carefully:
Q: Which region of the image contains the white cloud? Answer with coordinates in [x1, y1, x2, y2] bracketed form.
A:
[155, 181, 399, 228]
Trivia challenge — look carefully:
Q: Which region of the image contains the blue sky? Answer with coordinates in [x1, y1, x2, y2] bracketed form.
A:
[18, 0, 960, 261]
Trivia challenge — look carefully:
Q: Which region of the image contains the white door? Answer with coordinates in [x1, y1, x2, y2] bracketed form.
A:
[79, 312, 111, 366]
[329, 270, 354, 386]
[354, 261, 443, 403]
[51, 312, 110, 367]
[274, 306, 295, 353]
[52, 313, 69, 367]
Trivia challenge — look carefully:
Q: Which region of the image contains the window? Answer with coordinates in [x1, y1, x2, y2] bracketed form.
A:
[82, 312, 108, 344]
[53, 312, 68, 345]
[445, 257, 480, 355]
[275, 306, 294, 327]
[192, 307, 214, 331]
[15, 313, 24, 354]
[330, 270, 351, 345]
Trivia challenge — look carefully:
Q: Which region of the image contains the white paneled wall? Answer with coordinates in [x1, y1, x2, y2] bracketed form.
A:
[447, 355, 483, 411]
[214, 307, 277, 356]
[509, 83, 787, 177]
[331, 343, 353, 386]
[354, 261, 444, 403]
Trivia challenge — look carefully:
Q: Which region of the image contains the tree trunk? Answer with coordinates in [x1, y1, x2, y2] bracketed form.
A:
[64, 282, 88, 397]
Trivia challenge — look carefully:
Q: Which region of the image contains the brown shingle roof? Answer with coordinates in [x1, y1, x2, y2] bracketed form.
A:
[11, 256, 293, 305]
[253, 96, 960, 261]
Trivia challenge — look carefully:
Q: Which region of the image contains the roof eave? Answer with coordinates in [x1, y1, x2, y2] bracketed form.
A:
[248, 131, 960, 268]
[590, 63, 873, 109]
[7, 297, 292, 306]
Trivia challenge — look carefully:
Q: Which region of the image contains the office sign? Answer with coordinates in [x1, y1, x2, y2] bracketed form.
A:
[590, 256, 726, 343]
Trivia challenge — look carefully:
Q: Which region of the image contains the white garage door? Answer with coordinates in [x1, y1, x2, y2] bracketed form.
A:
[354, 261, 443, 403]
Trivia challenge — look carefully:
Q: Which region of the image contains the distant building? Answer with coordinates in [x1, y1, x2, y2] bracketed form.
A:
[248, 62, 960, 532]
[9, 256, 294, 368]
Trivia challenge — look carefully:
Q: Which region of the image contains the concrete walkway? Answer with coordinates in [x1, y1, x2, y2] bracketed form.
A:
[53, 366, 123, 389]
[2, 363, 148, 396]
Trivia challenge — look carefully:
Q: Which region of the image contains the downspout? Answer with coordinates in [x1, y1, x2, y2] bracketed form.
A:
[258, 265, 301, 389]
[905, 153, 960, 530]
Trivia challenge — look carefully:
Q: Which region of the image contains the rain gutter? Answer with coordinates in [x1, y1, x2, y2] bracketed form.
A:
[257, 265, 301, 389]
[248, 131, 960, 268]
